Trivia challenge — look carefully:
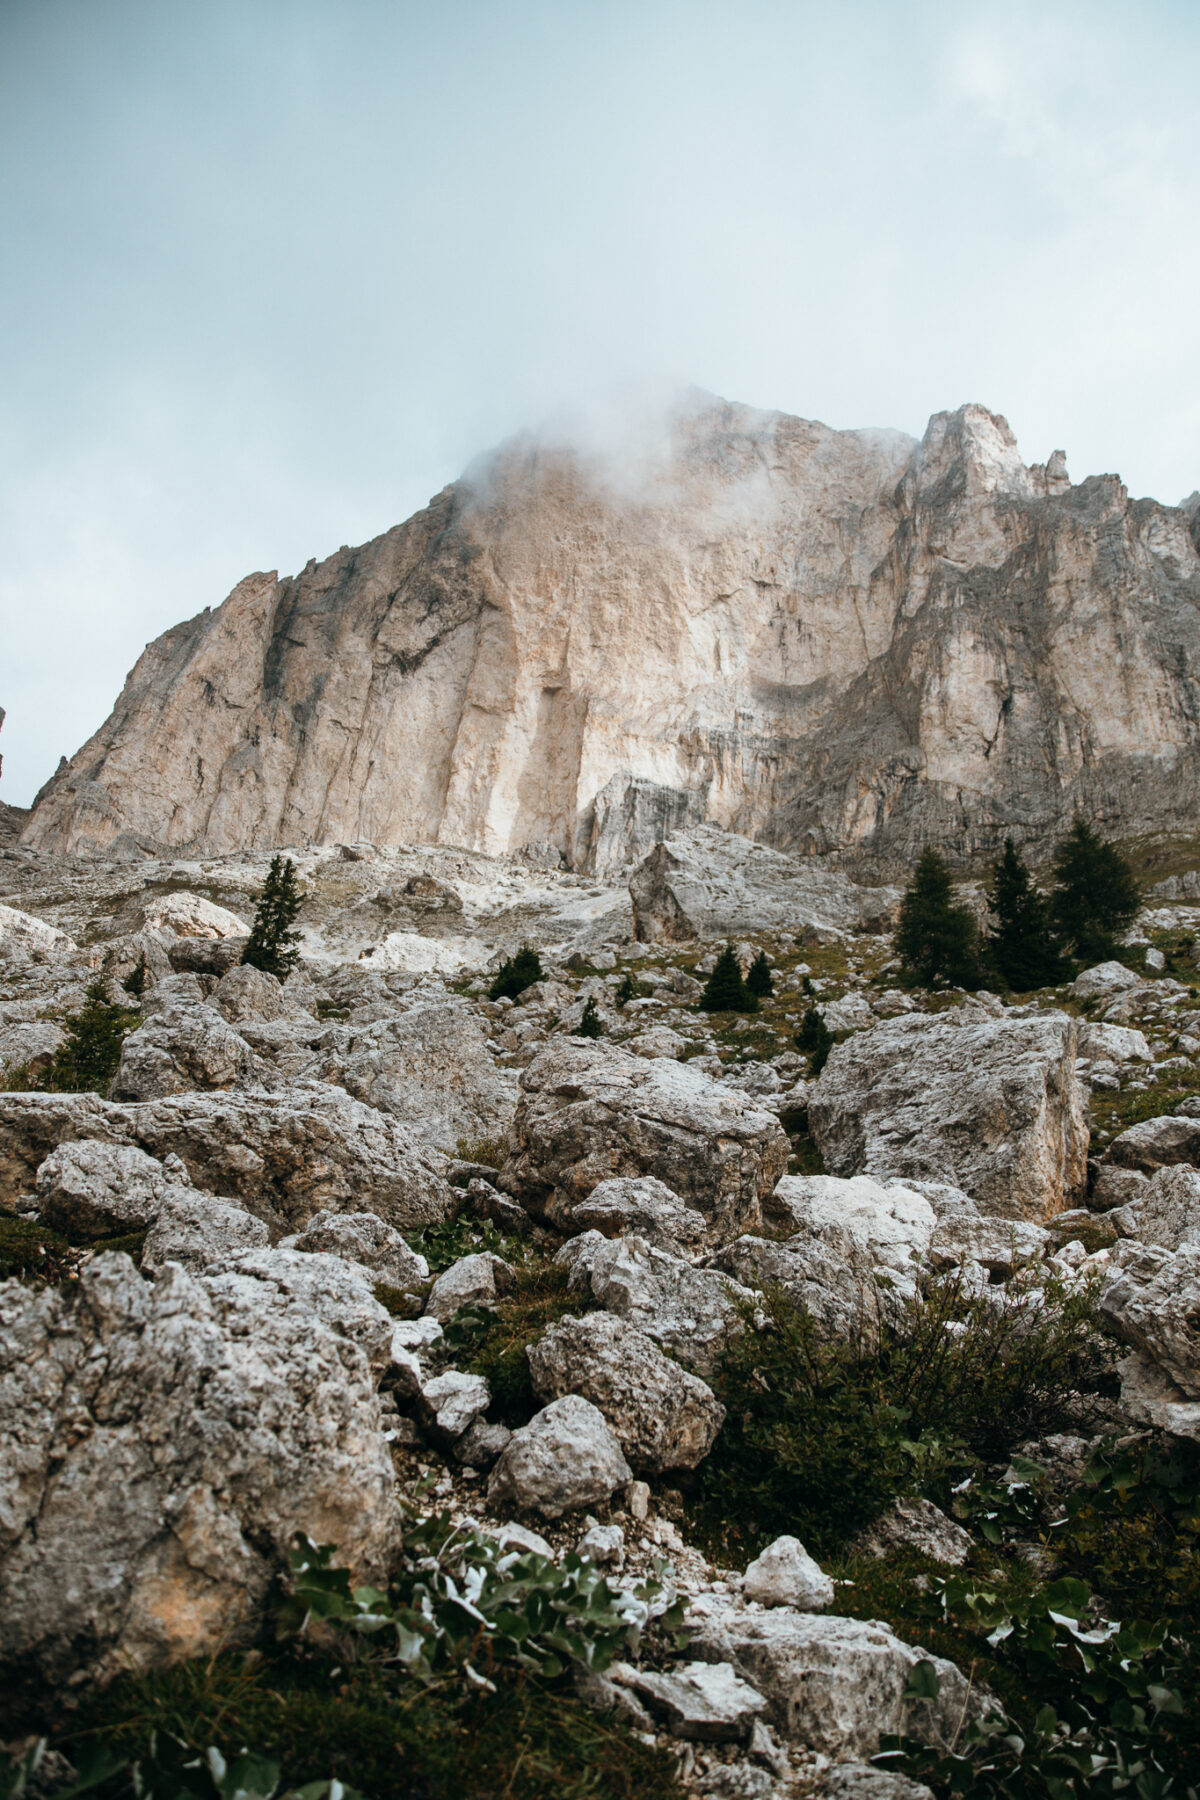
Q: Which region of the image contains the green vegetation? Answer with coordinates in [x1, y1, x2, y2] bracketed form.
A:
[408, 1214, 522, 1275]
[3, 982, 140, 1096]
[0, 1213, 147, 1286]
[689, 1274, 1116, 1563]
[1049, 817, 1141, 964]
[445, 1259, 597, 1425]
[795, 1004, 834, 1075]
[896, 849, 980, 989]
[698, 943, 758, 1014]
[575, 995, 603, 1038]
[242, 856, 303, 981]
[745, 949, 774, 998]
[986, 838, 1065, 990]
[615, 970, 644, 1005]
[488, 945, 545, 1002]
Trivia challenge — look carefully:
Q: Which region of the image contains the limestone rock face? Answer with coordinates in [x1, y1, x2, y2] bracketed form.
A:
[0, 1253, 398, 1688]
[21, 397, 1200, 873]
[808, 1012, 1088, 1220]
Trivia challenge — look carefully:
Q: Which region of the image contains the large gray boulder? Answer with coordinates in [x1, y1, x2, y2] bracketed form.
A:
[571, 1175, 709, 1253]
[1103, 1114, 1200, 1175]
[1114, 1166, 1200, 1252]
[35, 1139, 173, 1239]
[141, 1189, 271, 1273]
[686, 1606, 987, 1755]
[486, 1395, 633, 1519]
[282, 1209, 430, 1291]
[1100, 1241, 1200, 1402]
[500, 1039, 789, 1239]
[0, 1086, 454, 1233]
[766, 1175, 935, 1274]
[742, 1536, 834, 1610]
[110, 1002, 267, 1102]
[808, 1011, 1088, 1220]
[527, 1311, 725, 1473]
[566, 1232, 753, 1373]
[717, 1233, 895, 1346]
[0, 1254, 398, 1688]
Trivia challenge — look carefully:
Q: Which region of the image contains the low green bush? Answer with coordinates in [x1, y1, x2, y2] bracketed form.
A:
[445, 1260, 596, 1425]
[489, 947, 545, 1002]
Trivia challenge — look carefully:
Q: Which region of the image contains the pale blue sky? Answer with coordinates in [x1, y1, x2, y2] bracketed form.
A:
[3, 0, 1199, 805]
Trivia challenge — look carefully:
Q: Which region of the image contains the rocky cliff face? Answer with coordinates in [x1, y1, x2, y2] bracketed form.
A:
[20, 395, 1200, 871]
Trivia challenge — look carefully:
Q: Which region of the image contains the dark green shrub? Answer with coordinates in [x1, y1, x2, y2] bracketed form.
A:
[745, 950, 774, 998]
[446, 1261, 596, 1425]
[896, 848, 980, 988]
[615, 971, 639, 1005]
[575, 996, 603, 1038]
[699, 944, 757, 1014]
[795, 1005, 833, 1075]
[242, 855, 303, 980]
[986, 838, 1066, 990]
[29, 981, 140, 1094]
[123, 956, 147, 1000]
[489, 946, 545, 1002]
[690, 1273, 1116, 1561]
[1049, 818, 1141, 964]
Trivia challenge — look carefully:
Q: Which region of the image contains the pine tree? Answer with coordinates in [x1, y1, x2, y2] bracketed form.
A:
[242, 855, 303, 980]
[488, 945, 545, 1002]
[796, 1005, 833, 1076]
[615, 971, 638, 1005]
[576, 996, 603, 1038]
[895, 848, 980, 988]
[986, 839, 1065, 991]
[45, 981, 140, 1093]
[1049, 818, 1141, 963]
[700, 944, 758, 1014]
[746, 950, 774, 999]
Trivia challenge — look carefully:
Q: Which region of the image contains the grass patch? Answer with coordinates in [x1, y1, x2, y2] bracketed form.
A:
[1089, 1081, 1197, 1144]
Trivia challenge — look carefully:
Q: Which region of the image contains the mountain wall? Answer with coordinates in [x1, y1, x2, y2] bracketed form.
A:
[20, 395, 1200, 872]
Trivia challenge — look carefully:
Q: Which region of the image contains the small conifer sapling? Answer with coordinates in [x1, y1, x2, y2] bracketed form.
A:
[986, 838, 1064, 990]
[796, 1005, 834, 1076]
[45, 981, 140, 1094]
[242, 855, 303, 981]
[1049, 817, 1141, 963]
[746, 950, 774, 999]
[700, 944, 758, 1014]
[488, 945, 545, 1002]
[576, 996, 603, 1038]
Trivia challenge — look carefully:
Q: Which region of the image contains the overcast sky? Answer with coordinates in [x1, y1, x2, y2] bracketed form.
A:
[2, 0, 1199, 806]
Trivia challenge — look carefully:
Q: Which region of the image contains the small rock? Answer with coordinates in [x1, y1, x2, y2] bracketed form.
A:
[424, 1251, 516, 1322]
[742, 1536, 834, 1609]
[486, 1395, 633, 1519]
[628, 1661, 768, 1742]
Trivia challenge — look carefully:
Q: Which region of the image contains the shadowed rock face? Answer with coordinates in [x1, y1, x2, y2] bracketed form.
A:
[20, 395, 1200, 871]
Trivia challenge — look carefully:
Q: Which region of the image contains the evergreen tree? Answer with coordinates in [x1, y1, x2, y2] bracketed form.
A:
[986, 838, 1065, 991]
[796, 1005, 833, 1076]
[575, 996, 603, 1038]
[615, 971, 638, 1006]
[1049, 817, 1141, 963]
[895, 848, 980, 988]
[746, 950, 774, 999]
[45, 982, 139, 1093]
[700, 944, 758, 1014]
[242, 855, 303, 980]
[488, 945, 545, 1002]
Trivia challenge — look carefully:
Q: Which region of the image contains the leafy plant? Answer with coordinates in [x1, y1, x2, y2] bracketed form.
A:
[488, 947, 545, 1002]
[896, 849, 980, 989]
[699, 944, 758, 1014]
[444, 1260, 596, 1424]
[408, 1215, 520, 1275]
[243, 856, 303, 981]
[575, 996, 603, 1038]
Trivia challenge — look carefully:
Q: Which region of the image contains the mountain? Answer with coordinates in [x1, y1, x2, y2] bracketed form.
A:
[19, 394, 1200, 872]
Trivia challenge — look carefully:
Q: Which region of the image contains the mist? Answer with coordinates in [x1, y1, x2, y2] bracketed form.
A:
[2, 0, 1199, 806]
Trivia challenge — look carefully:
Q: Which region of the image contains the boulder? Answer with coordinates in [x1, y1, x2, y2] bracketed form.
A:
[110, 1003, 266, 1102]
[0, 1253, 398, 1688]
[1071, 961, 1140, 1001]
[628, 828, 901, 944]
[571, 1175, 709, 1252]
[808, 1012, 1088, 1220]
[627, 1025, 688, 1060]
[141, 891, 250, 939]
[817, 1768, 935, 1800]
[213, 962, 290, 1023]
[486, 1395, 633, 1518]
[765, 1175, 936, 1274]
[625, 1661, 768, 1742]
[742, 1537, 834, 1610]
[1089, 1165, 1150, 1212]
[282, 1209, 430, 1290]
[819, 994, 876, 1033]
[0, 903, 76, 956]
[850, 1498, 973, 1566]
[1099, 1241, 1200, 1399]
[568, 1233, 753, 1373]
[1077, 1022, 1151, 1065]
[418, 1369, 492, 1440]
[927, 1214, 1050, 1277]
[141, 1189, 271, 1272]
[527, 1311, 725, 1473]
[0, 1021, 64, 1082]
[35, 1139, 173, 1239]
[1103, 1114, 1200, 1174]
[213, 1247, 399, 1375]
[1114, 1166, 1200, 1253]
[0, 1086, 454, 1233]
[686, 1606, 986, 1755]
[500, 1038, 789, 1239]
[425, 1251, 517, 1323]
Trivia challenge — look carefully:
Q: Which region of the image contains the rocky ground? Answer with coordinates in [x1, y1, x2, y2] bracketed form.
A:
[2, 825, 1200, 1799]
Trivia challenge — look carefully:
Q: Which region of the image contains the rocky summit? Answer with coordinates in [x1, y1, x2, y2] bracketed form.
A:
[16, 394, 1200, 873]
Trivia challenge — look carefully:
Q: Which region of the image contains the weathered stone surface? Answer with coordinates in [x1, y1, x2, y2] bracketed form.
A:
[687, 1606, 986, 1755]
[851, 1498, 973, 1567]
[1071, 962, 1141, 1001]
[24, 400, 1200, 874]
[808, 1012, 1088, 1220]
[568, 1233, 752, 1373]
[418, 1369, 491, 1440]
[282, 1209, 429, 1290]
[571, 1175, 709, 1251]
[35, 1139, 173, 1239]
[1104, 1114, 1200, 1174]
[111, 1003, 265, 1102]
[766, 1175, 936, 1273]
[0, 1253, 398, 1687]
[1077, 1022, 1151, 1065]
[214, 1247, 398, 1375]
[424, 1251, 516, 1323]
[141, 892, 250, 939]
[1116, 1166, 1200, 1252]
[527, 1311, 725, 1473]
[141, 1189, 270, 1272]
[626, 1661, 768, 1741]
[630, 828, 901, 944]
[1090, 1164, 1150, 1212]
[742, 1537, 835, 1610]
[486, 1395, 633, 1518]
[927, 1213, 1050, 1276]
[0, 1021, 63, 1080]
[1100, 1241, 1200, 1398]
[0, 903, 75, 956]
[500, 1038, 788, 1239]
[717, 1234, 892, 1346]
[213, 963, 290, 1023]
[817, 1767, 935, 1800]
[0, 1086, 454, 1233]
